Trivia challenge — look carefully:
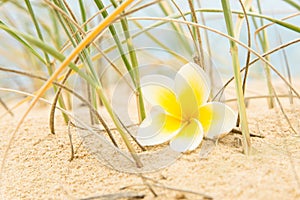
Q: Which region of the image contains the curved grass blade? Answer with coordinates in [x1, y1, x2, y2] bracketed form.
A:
[283, 0, 300, 10]
[221, 0, 252, 155]
[0, 21, 46, 64]
[0, 0, 140, 180]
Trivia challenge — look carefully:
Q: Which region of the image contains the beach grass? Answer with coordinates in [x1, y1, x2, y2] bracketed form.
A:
[0, 1, 299, 197]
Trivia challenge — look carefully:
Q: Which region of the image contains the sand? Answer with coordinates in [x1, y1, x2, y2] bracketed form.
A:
[0, 82, 300, 200]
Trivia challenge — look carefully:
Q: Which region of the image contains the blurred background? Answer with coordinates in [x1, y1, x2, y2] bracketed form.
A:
[0, 0, 299, 100]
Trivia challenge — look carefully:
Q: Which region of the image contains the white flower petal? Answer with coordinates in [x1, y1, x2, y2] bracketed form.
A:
[175, 63, 211, 119]
[141, 75, 181, 118]
[170, 119, 204, 152]
[137, 106, 182, 146]
[198, 102, 237, 138]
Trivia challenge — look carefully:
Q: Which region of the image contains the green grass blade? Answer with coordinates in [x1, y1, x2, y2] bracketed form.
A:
[53, 0, 98, 82]
[24, 0, 52, 71]
[0, 24, 95, 86]
[0, 21, 46, 65]
[221, 0, 252, 155]
[78, 0, 88, 32]
[165, 9, 300, 33]
[93, 0, 134, 81]
[256, 0, 274, 108]
[283, 0, 300, 10]
[110, 0, 146, 121]
[24, 0, 69, 125]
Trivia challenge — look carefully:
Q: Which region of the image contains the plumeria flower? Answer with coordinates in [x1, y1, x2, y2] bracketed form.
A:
[136, 62, 237, 152]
